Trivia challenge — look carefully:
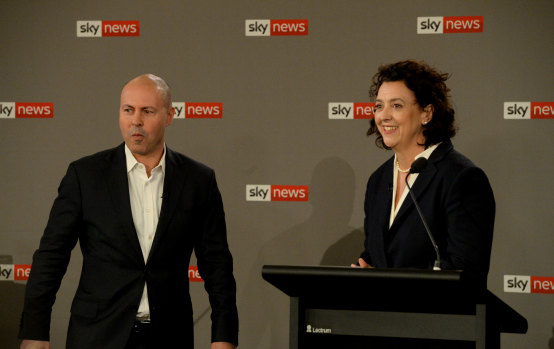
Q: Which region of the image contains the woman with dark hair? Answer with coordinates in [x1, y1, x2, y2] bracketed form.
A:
[352, 60, 495, 287]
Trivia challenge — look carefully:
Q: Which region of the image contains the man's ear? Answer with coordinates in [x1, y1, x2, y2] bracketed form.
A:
[166, 107, 175, 126]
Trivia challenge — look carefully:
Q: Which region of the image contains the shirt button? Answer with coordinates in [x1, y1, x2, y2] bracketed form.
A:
[148, 234, 153, 240]
[145, 208, 151, 214]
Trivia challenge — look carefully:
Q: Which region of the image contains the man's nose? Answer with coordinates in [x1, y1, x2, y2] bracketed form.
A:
[131, 111, 143, 126]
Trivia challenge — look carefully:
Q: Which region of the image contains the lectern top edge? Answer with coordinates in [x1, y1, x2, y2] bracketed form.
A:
[262, 264, 463, 282]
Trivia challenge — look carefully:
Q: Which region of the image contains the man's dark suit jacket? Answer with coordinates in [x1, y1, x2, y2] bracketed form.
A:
[359, 140, 495, 286]
[19, 143, 238, 348]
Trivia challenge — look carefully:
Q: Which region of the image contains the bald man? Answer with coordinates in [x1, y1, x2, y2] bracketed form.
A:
[19, 74, 238, 349]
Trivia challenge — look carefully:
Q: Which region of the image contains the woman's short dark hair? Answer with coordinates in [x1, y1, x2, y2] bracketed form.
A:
[367, 60, 457, 149]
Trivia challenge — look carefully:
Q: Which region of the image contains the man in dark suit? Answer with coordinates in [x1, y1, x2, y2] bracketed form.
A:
[19, 74, 238, 349]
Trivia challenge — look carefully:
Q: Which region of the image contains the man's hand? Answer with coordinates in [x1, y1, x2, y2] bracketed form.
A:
[20, 340, 50, 349]
[350, 258, 373, 268]
[210, 342, 235, 349]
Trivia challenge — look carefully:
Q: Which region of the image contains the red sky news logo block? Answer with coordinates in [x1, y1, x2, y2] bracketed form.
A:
[504, 102, 554, 119]
[246, 185, 309, 202]
[418, 16, 483, 34]
[504, 275, 554, 294]
[245, 19, 309, 36]
[77, 20, 140, 37]
[0, 264, 32, 281]
[328, 102, 375, 119]
[172, 102, 222, 119]
[0, 264, 201, 283]
[188, 266, 203, 282]
[0, 102, 54, 118]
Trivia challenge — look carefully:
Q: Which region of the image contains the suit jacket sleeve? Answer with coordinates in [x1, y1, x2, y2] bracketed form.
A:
[194, 170, 239, 345]
[19, 163, 82, 340]
[358, 159, 392, 267]
[360, 173, 380, 266]
[441, 165, 495, 283]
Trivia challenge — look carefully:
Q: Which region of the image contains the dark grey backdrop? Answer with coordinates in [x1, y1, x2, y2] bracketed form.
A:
[1, 1, 552, 348]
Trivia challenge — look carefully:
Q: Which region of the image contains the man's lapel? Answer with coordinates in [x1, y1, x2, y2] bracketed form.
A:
[148, 147, 188, 261]
[106, 144, 144, 264]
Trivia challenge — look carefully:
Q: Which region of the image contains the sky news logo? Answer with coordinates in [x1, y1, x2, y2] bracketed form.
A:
[172, 102, 222, 119]
[246, 185, 309, 202]
[77, 20, 140, 37]
[188, 266, 203, 282]
[329, 102, 375, 119]
[0, 264, 202, 283]
[504, 102, 554, 119]
[0, 102, 54, 118]
[245, 19, 309, 36]
[0, 264, 31, 281]
[418, 16, 483, 34]
[504, 275, 554, 294]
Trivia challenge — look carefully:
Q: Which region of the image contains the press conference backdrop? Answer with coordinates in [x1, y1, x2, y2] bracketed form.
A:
[1, 1, 552, 348]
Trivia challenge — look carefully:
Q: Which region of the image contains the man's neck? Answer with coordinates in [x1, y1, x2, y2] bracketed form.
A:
[134, 148, 164, 178]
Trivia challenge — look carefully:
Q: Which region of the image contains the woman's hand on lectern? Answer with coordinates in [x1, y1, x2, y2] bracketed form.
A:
[350, 258, 373, 268]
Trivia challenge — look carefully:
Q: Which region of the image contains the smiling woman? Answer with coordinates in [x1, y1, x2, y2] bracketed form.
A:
[353, 60, 495, 289]
[366, 60, 456, 156]
[373, 81, 430, 164]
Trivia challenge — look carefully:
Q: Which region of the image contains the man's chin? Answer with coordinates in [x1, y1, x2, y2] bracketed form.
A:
[126, 143, 148, 156]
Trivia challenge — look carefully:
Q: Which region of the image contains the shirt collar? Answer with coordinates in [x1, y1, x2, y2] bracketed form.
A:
[393, 142, 441, 171]
[415, 142, 441, 161]
[124, 144, 166, 174]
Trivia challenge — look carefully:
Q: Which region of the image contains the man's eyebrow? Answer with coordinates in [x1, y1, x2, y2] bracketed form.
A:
[121, 104, 157, 110]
